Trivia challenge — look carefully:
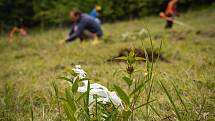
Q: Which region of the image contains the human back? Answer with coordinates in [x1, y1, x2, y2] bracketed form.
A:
[79, 13, 103, 37]
[165, 0, 178, 15]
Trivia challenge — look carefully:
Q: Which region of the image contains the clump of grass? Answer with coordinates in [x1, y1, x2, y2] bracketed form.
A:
[0, 81, 32, 120]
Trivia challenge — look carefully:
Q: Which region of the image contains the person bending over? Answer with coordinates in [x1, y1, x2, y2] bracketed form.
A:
[165, 0, 178, 29]
[8, 25, 28, 43]
[65, 9, 103, 43]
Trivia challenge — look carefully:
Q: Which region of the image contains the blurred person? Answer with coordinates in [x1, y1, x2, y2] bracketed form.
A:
[8, 25, 28, 43]
[90, 5, 102, 25]
[65, 9, 103, 44]
[163, 0, 178, 29]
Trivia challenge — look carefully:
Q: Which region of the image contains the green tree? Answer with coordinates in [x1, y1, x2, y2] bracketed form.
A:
[0, 0, 214, 29]
[0, 0, 35, 29]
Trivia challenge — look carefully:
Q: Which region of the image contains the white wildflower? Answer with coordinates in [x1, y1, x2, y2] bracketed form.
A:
[72, 65, 86, 79]
[78, 80, 123, 107]
[71, 65, 123, 108]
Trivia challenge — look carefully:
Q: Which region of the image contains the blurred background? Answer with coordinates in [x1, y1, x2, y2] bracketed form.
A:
[0, 0, 214, 32]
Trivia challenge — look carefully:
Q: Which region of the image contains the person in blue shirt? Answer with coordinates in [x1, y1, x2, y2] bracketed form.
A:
[90, 8, 98, 18]
[65, 9, 103, 43]
[90, 5, 102, 25]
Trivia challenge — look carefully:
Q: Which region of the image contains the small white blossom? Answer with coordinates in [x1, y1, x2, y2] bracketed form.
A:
[72, 65, 87, 79]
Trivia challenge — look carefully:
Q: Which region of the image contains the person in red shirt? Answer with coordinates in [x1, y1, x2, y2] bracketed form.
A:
[164, 0, 178, 29]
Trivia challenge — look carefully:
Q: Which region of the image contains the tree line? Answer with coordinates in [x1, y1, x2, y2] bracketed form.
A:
[0, 0, 214, 30]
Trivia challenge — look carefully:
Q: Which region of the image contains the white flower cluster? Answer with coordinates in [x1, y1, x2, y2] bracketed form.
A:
[121, 28, 147, 41]
[71, 65, 123, 108]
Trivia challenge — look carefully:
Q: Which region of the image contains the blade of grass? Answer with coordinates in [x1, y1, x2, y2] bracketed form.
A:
[63, 103, 77, 121]
[84, 81, 90, 117]
[31, 106, 34, 121]
[76, 92, 87, 102]
[30, 97, 34, 121]
[145, 75, 154, 117]
[149, 104, 161, 118]
[57, 77, 72, 83]
[52, 81, 62, 120]
[134, 100, 155, 110]
[172, 82, 188, 113]
[155, 39, 163, 63]
[159, 80, 182, 121]
[65, 89, 77, 112]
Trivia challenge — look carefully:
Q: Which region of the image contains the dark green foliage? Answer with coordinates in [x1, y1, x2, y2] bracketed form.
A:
[0, 0, 35, 31]
[0, 0, 214, 29]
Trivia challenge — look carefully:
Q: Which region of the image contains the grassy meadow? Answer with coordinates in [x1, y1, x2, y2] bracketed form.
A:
[0, 7, 215, 120]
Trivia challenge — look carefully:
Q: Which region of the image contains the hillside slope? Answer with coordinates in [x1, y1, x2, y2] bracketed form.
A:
[0, 7, 214, 120]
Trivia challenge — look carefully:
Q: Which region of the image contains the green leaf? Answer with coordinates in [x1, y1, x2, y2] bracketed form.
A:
[114, 56, 127, 61]
[127, 56, 135, 65]
[114, 85, 130, 105]
[122, 76, 133, 87]
[72, 77, 79, 94]
[65, 89, 76, 112]
[129, 50, 135, 57]
[127, 50, 136, 64]
[84, 81, 90, 116]
[135, 57, 145, 61]
[130, 82, 145, 96]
